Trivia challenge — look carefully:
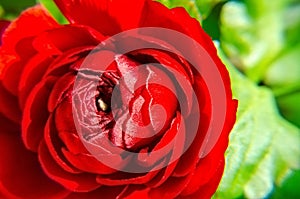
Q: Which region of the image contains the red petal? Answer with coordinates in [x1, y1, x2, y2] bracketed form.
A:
[58, 131, 88, 154]
[137, 112, 182, 168]
[1, 37, 36, 95]
[33, 25, 104, 55]
[0, 113, 19, 133]
[54, 0, 120, 35]
[118, 185, 150, 199]
[44, 47, 92, 78]
[140, 2, 214, 54]
[96, 156, 169, 186]
[0, 6, 59, 95]
[65, 186, 124, 199]
[38, 140, 101, 192]
[179, 102, 237, 197]
[1, 5, 58, 52]
[0, 20, 9, 45]
[22, 76, 57, 151]
[62, 149, 117, 175]
[146, 112, 185, 188]
[54, 95, 127, 175]
[44, 113, 80, 174]
[178, 161, 225, 199]
[173, 76, 212, 177]
[18, 54, 54, 109]
[96, 165, 162, 186]
[108, 0, 145, 31]
[0, 83, 21, 124]
[148, 175, 192, 198]
[0, 131, 69, 198]
[180, 159, 224, 197]
[54, 0, 146, 35]
[48, 72, 75, 112]
[130, 49, 193, 83]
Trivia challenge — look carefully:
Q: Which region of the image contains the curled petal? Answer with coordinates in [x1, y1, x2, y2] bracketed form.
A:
[45, 112, 80, 174]
[48, 72, 75, 112]
[137, 111, 182, 167]
[38, 140, 101, 192]
[146, 112, 185, 188]
[62, 149, 117, 175]
[22, 76, 57, 151]
[44, 47, 92, 78]
[18, 54, 54, 109]
[96, 159, 165, 186]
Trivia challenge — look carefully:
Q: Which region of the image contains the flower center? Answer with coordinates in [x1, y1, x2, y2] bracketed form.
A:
[94, 71, 120, 114]
[97, 98, 109, 112]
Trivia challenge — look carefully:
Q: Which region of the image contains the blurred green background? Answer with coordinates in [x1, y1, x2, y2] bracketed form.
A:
[0, 0, 299, 198]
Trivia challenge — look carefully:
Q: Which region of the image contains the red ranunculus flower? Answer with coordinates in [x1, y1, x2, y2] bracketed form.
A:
[0, 0, 237, 198]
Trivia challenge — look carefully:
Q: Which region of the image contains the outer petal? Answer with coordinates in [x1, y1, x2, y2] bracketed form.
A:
[148, 175, 192, 198]
[118, 185, 149, 199]
[177, 161, 225, 199]
[1, 37, 37, 95]
[96, 170, 160, 186]
[0, 5, 59, 95]
[45, 113, 80, 174]
[0, 20, 9, 45]
[0, 83, 21, 124]
[33, 25, 104, 55]
[179, 100, 237, 197]
[54, 0, 146, 35]
[0, 122, 69, 198]
[1, 6, 58, 52]
[173, 76, 212, 177]
[38, 140, 101, 192]
[22, 76, 57, 151]
[65, 186, 124, 199]
[140, 1, 215, 55]
[18, 54, 54, 110]
[0, 112, 19, 133]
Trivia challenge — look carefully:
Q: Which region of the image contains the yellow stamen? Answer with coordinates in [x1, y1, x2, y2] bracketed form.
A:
[98, 98, 108, 111]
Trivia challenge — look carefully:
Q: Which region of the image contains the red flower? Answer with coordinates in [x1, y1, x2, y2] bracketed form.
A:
[0, 0, 237, 198]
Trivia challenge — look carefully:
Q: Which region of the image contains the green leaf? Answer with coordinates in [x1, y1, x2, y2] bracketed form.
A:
[157, 0, 226, 40]
[202, 2, 225, 40]
[277, 92, 300, 128]
[0, 0, 36, 20]
[156, 0, 202, 21]
[37, 0, 68, 24]
[194, 0, 226, 19]
[219, 0, 300, 128]
[270, 169, 300, 199]
[156, 0, 226, 22]
[264, 44, 300, 90]
[219, 0, 300, 83]
[213, 46, 300, 199]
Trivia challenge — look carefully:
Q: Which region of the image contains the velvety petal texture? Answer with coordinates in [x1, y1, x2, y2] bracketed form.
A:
[0, 1, 237, 199]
